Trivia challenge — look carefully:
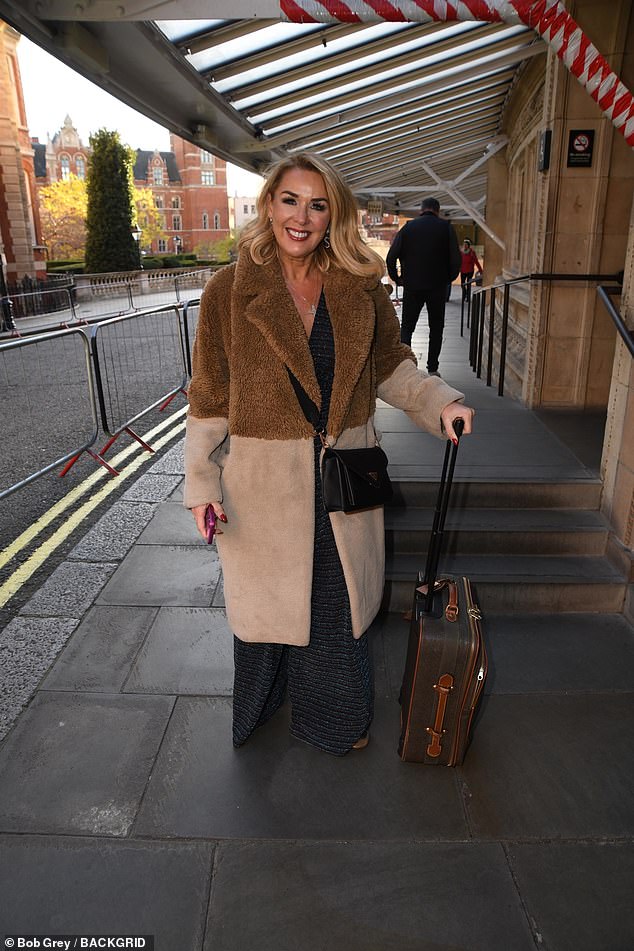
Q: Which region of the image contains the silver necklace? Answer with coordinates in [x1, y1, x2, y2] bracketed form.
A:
[284, 277, 321, 317]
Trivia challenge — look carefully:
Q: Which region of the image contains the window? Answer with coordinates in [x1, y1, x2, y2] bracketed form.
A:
[243, 204, 248, 214]
[201, 170, 214, 186]
[75, 155, 86, 180]
[172, 196, 181, 209]
[158, 238, 167, 253]
[173, 214, 182, 231]
[214, 212, 221, 230]
[200, 149, 214, 164]
[154, 195, 163, 209]
[251, 204, 256, 214]
[202, 212, 209, 230]
[60, 155, 70, 180]
[153, 166, 164, 186]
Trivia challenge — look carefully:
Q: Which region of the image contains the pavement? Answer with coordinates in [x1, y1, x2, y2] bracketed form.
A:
[0, 297, 633, 950]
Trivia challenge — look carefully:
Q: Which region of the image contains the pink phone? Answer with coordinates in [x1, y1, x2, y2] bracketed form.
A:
[204, 505, 216, 544]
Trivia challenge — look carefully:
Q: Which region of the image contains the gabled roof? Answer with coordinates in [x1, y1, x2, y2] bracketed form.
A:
[134, 150, 181, 184]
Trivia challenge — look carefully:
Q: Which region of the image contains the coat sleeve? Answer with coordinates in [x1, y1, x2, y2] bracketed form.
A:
[372, 283, 465, 439]
[183, 273, 231, 508]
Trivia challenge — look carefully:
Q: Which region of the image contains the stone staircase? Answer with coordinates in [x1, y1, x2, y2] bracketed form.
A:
[383, 478, 628, 615]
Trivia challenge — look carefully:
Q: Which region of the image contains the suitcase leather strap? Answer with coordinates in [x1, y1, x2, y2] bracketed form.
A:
[426, 673, 455, 757]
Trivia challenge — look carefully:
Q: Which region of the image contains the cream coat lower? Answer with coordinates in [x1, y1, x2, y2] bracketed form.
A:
[215, 425, 387, 646]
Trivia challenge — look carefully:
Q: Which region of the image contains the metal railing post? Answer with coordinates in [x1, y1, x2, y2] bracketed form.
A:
[469, 292, 479, 368]
[499, 283, 511, 396]
[486, 286, 496, 387]
[476, 289, 486, 378]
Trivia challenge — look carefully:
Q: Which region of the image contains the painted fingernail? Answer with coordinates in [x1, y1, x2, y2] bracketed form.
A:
[219, 514, 228, 523]
[452, 438, 458, 446]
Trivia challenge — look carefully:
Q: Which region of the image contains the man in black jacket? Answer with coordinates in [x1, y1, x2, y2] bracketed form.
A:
[386, 197, 461, 375]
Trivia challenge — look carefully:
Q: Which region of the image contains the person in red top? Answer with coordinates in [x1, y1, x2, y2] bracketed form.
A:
[460, 239, 483, 300]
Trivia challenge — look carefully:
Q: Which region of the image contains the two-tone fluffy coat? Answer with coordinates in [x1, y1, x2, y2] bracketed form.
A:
[184, 250, 464, 646]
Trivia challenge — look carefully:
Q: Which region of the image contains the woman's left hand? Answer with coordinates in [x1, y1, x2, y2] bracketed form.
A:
[441, 401, 475, 445]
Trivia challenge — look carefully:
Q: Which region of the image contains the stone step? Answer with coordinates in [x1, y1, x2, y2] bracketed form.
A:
[385, 507, 609, 556]
[389, 479, 602, 510]
[384, 554, 626, 614]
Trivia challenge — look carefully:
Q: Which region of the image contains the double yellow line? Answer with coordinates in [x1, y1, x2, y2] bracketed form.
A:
[0, 407, 188, 609]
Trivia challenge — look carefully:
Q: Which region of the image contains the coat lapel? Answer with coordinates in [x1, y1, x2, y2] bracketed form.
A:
[235, 252, 321, 409]
[324, 266, 377, 439]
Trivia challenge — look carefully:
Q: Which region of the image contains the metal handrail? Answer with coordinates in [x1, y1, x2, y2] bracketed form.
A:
[469, 271, 625, 397]
[597, 285, 633, 358]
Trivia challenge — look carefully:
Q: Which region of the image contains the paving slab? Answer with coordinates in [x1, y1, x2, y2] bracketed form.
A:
[41, 605, 159, 692]
[483, 613, 634, 694]
[19, 560, 118, 617]
[204, 840, 535, 951]
[0, 691, 174, 836]
[0, 616, 79, 741]
[147, 438, 185, 475]
[505, 841, 634, 951]
[138, 500, 202, 545]
[121, 472, 183, 502]
[460, 694, 634, 838]
[68, 500, 157, 561]
[124, 606, 234, 695]
[97, 544, 220, 606]
[135, 696, 468, 841]
[0, 833, 212, 946]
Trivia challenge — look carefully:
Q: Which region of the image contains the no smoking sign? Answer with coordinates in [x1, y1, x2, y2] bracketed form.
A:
[567, 129, 594, 167]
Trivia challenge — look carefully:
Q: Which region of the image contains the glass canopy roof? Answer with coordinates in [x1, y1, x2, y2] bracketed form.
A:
[0, 0, 547, 218]
[154, 15, 543, 215]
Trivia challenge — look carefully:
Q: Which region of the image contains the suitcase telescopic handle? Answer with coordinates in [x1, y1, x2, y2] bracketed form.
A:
[422, 418, 465, 614]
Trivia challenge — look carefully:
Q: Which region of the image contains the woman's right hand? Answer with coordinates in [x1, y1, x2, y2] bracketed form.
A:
[191, 501, 227, 540]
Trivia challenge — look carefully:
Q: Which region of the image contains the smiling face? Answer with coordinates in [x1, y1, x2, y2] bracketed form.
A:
[267, 167, 331, 267]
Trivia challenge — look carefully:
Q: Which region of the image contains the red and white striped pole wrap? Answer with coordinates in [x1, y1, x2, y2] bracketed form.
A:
[280, 0, 634, 149]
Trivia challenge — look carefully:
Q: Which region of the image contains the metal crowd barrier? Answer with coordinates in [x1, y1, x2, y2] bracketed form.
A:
[72, 304, 190, 469]
[181, 299, 201, 377]
[0, 293, 209, 493]
[9, 285, 77, 322]
[0, 327, 99, 499]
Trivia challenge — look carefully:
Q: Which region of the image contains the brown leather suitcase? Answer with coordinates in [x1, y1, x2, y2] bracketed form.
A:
[398, 422, 488, 765]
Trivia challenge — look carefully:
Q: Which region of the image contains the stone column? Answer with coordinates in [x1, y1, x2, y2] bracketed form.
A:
[526, 0, 634, 409]
[601, 198, 634, 608]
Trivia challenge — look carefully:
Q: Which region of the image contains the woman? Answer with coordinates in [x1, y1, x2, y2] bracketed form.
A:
[184, 152, 474, 756]
[460, 238, 483, 300]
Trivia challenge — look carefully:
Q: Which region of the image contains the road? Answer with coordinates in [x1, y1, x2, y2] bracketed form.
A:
[0, 302, 200, 632]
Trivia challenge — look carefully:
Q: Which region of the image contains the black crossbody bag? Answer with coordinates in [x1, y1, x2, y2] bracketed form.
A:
[287, 369, 393, 513]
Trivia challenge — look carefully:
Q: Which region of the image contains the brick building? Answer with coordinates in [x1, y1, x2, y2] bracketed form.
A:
[33, 121, 230, 258]
[0, 22, 45, 283]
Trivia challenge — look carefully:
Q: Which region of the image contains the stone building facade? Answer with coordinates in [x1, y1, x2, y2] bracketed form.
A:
[33, 123, 230, 257]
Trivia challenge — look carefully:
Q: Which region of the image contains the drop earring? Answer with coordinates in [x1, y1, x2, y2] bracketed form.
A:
[323, 228, 331, 249]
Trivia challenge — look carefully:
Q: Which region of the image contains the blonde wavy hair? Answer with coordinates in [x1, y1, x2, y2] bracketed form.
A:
[238, 152, 385, 280]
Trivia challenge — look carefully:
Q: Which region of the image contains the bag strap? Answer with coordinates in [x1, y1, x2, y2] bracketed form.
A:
[286, 367, 327, 440]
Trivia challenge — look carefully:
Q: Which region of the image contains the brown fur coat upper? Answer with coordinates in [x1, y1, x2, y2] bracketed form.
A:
[184, 250, 464, 645]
